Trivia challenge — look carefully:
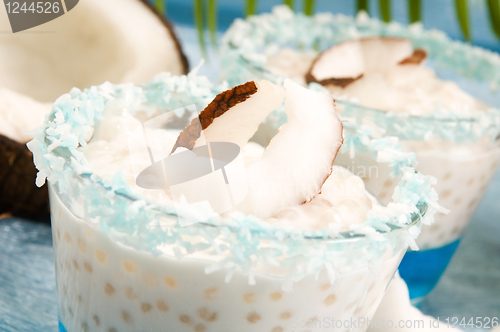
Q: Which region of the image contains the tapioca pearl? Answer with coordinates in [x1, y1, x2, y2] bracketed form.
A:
[64, 232, 72, 243]
[77, 238, 86, 253]
[164, 276, 176, 288]
[468, 178, 476, 186]
[95, 250, 107, 264]
[141, 303, 153, 313]
[441, 190, 451, 199]
[104, 283, 115, 296]
[72, 260, 80, 271]
[272, 327, 284, 332]
[468, 198, 479, 209]
[309, 317, 320, 325]
[81, 322, 89, 332]
[143, 273, 160, 287]
[324, 294, 337, 306]
[247, 311, 261, 323]
[270, 292, 282, 301]
[443, 172, 453, 181]
[438, 233, 445, 242]
[204, 287, 219, 300]
[198, 307, 218, 322]
[83, 262, 92, 273]
[84, 226, 94, 238]
[123, 260, 137, 273]
[180, 315, 192, 324]
[156, 300, 169, 312]
[430, 224, 441, 231]
[319, 283, 330, 291]
[122, 311, 132, 324]
[125, 287, 138, 300]
[195, 325, 206, 332]
[454, 197, 462, 205]
[383, 180, 393, 188]
[378, 192, 388, 200]
[280, 312, 292, 320]
[243, 292, 256, 304]
[93, 315, 100, 327]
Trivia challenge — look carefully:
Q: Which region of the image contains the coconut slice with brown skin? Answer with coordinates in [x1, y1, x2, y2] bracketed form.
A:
[306, 37, 427, 88]
[0, 0, 188, 218]
[172, 80, 286, 152]
[172, 79, 342, 220]
[238, 79, 343, 219]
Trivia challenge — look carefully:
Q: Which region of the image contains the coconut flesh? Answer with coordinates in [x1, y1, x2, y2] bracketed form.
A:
[0, 0, 188, 218]
[266, 37, 484, 115]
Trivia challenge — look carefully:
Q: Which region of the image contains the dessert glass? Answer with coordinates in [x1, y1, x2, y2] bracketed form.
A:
[220, 6, 500, 305]
[30, 73, 437, 332]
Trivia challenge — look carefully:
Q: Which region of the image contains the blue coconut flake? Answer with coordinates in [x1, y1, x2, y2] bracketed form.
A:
[28, 72, 442, 287]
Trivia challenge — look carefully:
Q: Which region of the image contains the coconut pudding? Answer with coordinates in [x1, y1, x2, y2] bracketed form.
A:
[220, 7, 500, 302]
[299, 37, 500, 251]
[29, 73, 440, 332]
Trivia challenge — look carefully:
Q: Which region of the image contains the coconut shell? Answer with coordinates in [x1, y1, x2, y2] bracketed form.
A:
[171, 81, 258, 152]
[305, 73, 363, 88]
[306, 37, 416, 88]
[399, 49, 427, 65]
[138, 0, 189, 74]
[0, 134, 49, 219]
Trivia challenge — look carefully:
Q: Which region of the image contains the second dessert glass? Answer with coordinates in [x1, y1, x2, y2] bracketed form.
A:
[220, 6, 500, 305]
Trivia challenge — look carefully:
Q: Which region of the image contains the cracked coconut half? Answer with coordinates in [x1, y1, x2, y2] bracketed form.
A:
[0, 0, 188, 218]
[306, 37, 427, 88]
[174, 79, 344, 219]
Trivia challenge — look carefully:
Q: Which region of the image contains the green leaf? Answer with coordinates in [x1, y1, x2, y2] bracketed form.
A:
[379, 0, 391, 22]
[193, 0, 208, 58]
[245, 0, 258, 17]
[408, 0, 421, 23]
[357, 0, 369, 14]
[455, 0, 471, 41]
[283, 0, 294, 10]
[303, 0, 316, 15]
[208, 0, 218, 46]
[487, 0, 500, 39]
[155, 0, 165, 15]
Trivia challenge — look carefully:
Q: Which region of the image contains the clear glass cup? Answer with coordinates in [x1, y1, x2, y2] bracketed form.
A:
[49, 180, 422, 332]
[220, 6, 500, 305]
[334, 108, 500, 305]
[27, 72, 434, 332]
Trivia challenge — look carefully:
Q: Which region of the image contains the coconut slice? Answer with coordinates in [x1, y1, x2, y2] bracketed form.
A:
[1, 0, 188, 218]
[399, 49, 428, 65]
[237, 79, 343, 219]
[172, 80, 286, 152]
[306, 37, 425, 87]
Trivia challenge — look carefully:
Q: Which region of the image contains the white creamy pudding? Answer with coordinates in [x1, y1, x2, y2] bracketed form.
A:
[30, 74, 438, 332]
[263, 40, 500, 250]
